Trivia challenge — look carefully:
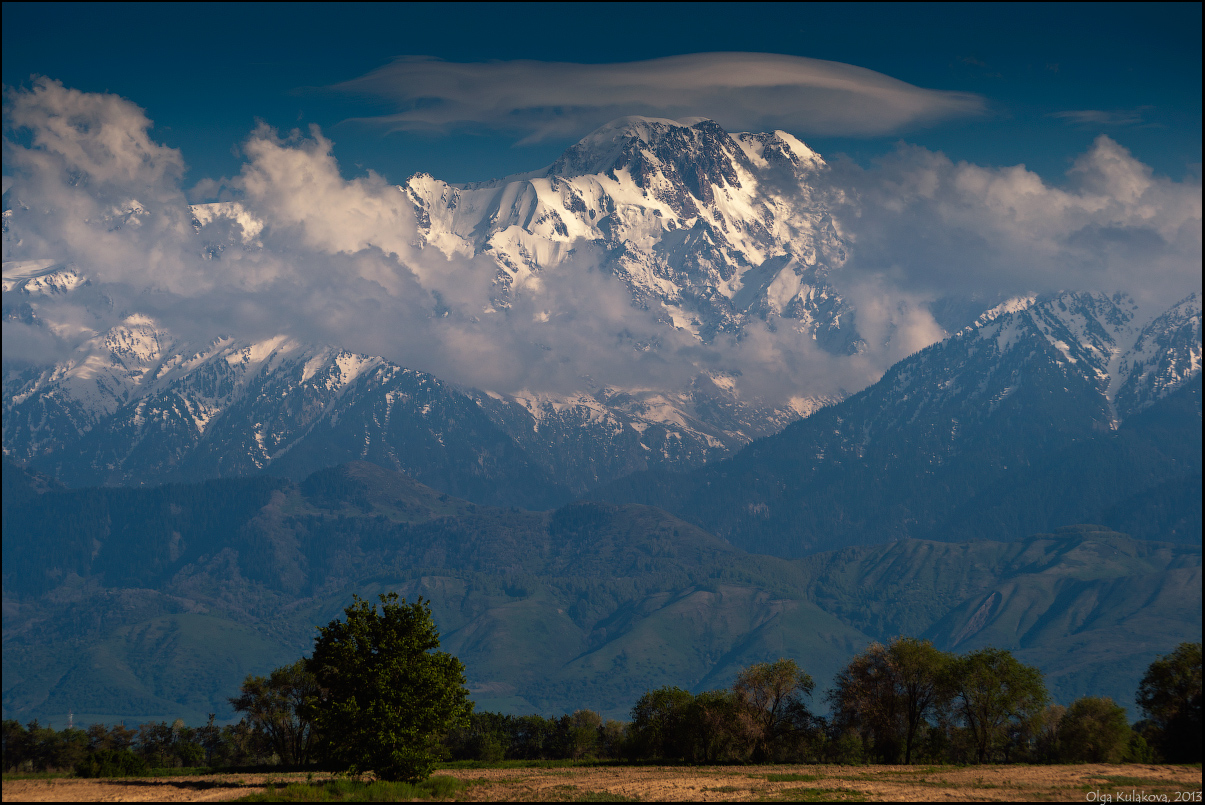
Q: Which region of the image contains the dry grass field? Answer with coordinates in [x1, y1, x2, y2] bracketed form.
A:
[3, 763, 1202, 802]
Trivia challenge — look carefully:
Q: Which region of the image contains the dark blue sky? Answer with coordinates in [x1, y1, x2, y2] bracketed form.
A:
[3, 2, 1201, 186]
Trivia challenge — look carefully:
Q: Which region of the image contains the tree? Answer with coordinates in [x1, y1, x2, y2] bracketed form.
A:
[891, 638, 952, 764]
[558, 710, 603, 759]
[510, 714, 557, 760]
[948, 648, 1048, 764]
[627, 686, 694, 760]
[229, 659, 320, 765]
[304, 593, 472, 782]
[1136, 642, 1202, 762]
[690, 689, 744, 763]
[828, 642, 900, 763]
[1057, 697, 1131, 763]
[445, 711, 508, 762]
[829, 638, 952, 764]
[733, 658, 816, 762]
[2, 720, 30, 772]
[1032, 704, 1066, 763]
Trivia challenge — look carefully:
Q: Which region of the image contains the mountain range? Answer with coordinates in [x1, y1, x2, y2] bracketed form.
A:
[3, 117, 872, 501]
[4, 460, 1199, 725]
[2, 115, 1201, 729]
[601, 290, 1202, 554]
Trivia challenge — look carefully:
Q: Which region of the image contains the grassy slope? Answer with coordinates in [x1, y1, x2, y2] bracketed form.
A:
[3, 463, 1200, 723]
[799, 526, 1202, 712]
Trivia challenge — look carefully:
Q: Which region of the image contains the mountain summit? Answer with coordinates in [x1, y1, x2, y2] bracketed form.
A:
[3, 117, 866, 495]
[406, 116, 857, 350]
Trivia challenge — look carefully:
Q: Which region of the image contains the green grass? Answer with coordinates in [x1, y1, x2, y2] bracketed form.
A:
[1091, 775, 1203, 790]
[762, 772, 822, 782]
[236, 775, 468, 801]
[438, 758, 615, 770]
[757, 787, 867, 802]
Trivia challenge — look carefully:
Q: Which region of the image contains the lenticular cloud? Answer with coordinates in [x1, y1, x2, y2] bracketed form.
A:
[333, 52, 986, 142]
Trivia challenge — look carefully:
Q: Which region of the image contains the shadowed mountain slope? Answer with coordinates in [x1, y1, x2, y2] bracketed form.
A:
[3, 462, 1198, 724]
[597, 293, 1202, 556]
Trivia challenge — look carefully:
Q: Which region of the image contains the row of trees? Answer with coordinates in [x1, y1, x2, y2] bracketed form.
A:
[453, 638, 1200, 768]
[3, 593, 1200, 780]
[1, 717, 276, 776]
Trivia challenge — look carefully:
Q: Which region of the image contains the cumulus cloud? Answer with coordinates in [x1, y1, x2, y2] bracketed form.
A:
[331, 52, 985, 143]
[827, 136, 1202, 313]
[238, 125, 418, 263]
[2, 77, 200, 295]
[3, 80, 1200, 409]
[4, 77, 183, 189]
[1, 80, 705, 395]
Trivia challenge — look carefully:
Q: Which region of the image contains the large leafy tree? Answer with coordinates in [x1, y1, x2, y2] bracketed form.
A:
[733, 658, 815, 762]
[304, 593, 472, 782]
[948, 647, 1048, 764]
[1057, 697, 1131, 763]
[627, 686, 695, 760]
[829, 637, 951, 764]
[1136, 642, 1202, 762]
[689, 689, 744, 763]
[229, 659, 320, 766]
[891, 637, 952, 764]
[829, 642, 900, 762]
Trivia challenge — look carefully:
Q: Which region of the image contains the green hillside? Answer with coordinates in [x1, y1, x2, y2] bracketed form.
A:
[797, 526, 1203, 709]
[3, 462, 1199, 723]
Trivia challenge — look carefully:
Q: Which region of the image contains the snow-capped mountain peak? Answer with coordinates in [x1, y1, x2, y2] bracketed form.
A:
[921, 290, 1201, 429]
[1114, 291, 1203, 418]
[405, 116, 857, 352]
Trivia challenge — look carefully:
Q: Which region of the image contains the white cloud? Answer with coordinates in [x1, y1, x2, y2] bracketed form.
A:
[827, 136, 1202, 313]
[332, 52, 985, 142]
[4, 77, 183, 188]
[4, 82, 1200, 410]
[238, 125, 417, 264]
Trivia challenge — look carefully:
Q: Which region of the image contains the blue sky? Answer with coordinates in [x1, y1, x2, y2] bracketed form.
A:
[4, 2, 1200, 186]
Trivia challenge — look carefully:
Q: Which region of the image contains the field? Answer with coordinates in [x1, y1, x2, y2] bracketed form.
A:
[3, 764, 1202, 802]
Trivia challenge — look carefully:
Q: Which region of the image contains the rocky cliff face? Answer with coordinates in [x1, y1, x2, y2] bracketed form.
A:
[406, 116, 859, 351]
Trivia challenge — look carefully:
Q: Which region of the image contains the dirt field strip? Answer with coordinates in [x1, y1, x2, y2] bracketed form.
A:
[0, 772, 319, 803]
[3, 764, 1202, 802]
[441, 764, 1205, 802]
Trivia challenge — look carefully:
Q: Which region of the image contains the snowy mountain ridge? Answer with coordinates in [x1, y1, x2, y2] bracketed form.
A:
[2, 272, 785, 498]
[3, 263, 1197, 500]
[3, 117, 1200, 501]
[974, 291, 1200, 421]
[405, 116, 858, 350]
